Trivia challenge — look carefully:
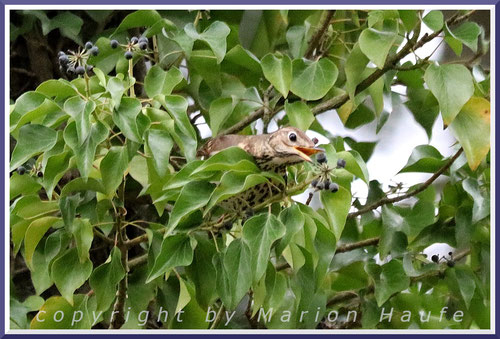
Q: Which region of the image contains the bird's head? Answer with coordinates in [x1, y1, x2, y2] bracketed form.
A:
[267, 127, 323, 164]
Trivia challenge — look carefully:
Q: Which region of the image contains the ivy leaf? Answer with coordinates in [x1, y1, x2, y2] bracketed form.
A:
[462, 178, 490, 222]
[64, 121, 108, 179]
[215, 239, 252, 310]
[166, 181, 215, 233]
[144, 65, 184, 98]
[147, 234, 197, 282]
[100, 146, 129, 196]
[64, 96, 95, 145]
[113, 97, 148, 143]
[51, 248, 93, 305]
[359, 27, 397, 69]
[320, 186, 351, 240]
[337, 150, 370, 183]
[42, 151, 72, 199]
[106, 77, 126, 110]
[89, 247, 126, 312]
[184, 21, 231, 63]
[208, 97, 236, 136]
[31, 295, 93, 329]
[24, 216, 61, 269]
[277, 204, 305, 255]
[422, 10, 444, 31]
[10, 124, 58, 171]
[285, 100, 315, 131]
[146, 128, 174, 178]
[449, 97, 490, 170]
[261, 53, 292, 98]
[290, 58, 338, 100]
[399, 145, 446, 173]
[242, 213, 286, 283]
[424, 64, 474, 125]
[366, 259, 410, 306]
[405, 88, 439, 139]
[450, 22, 481, 53]
[72, 218, 94, 263]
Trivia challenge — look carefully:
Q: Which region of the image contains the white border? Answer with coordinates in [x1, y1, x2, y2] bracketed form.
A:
[4, 4, 496, 335]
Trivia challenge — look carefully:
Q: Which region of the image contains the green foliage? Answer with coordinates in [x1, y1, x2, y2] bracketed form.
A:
[9, 9, 490, 331]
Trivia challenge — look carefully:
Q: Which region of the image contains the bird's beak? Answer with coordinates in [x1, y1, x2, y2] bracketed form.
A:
[293, 146, 323, 162]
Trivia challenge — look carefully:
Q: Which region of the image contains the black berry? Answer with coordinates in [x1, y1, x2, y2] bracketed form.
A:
[139, 42, 148, 50]
[337, 158, 346, 168]
[37, 171, 43, 178]
[317, 153, 327, 164]
[124, 51, 133, 60]
[316, 182, 325, 190]
[17, 166, 26, 175]
[66, 66, 75, 74]
[431, 255, 439, 263]
[85, 41, 93, 50]
[139, 36, 148, 44]
[57, 51, 66, 57]
[447, 260, 455, 268]
[130, 36, 139, 44]
[58, 54, 69, 65]
[312, 137, 319, 145]
[90, 46, 99, 56]
[75, 66, 85, 75]
[311, 179, 319, 188]
[329, 182, 339, 193]
[110, 39, 119, 49]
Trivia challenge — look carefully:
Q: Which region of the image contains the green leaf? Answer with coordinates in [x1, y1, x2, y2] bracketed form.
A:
[405, 88, 439, 139]
[242, 213, 286, 282]
[449, 97, 490, 170]
[290, 58, 338, 100]
[31, 295, 93, 329]
[399, 145, 446, 173]
[319, 186, 351, 240]
[452, 266, 476, 309]
[208, 97, 236, 136]
[422, 10, 444, 31]
[206, 171, 268, 212]
[215, 239, 252, 310]
[184, 21, 231, 63]
[345, 44, 369, 99]
[64, 121, 108, 179]
[64, 97, 95, 145]
[462, 178, 490, 222]
[147, 234, 197, 282]
[113, 97, 147, 143]
[42, 151, 72, 198]
[359, 27, 397, 69]
[366, 259, 410, 306]
[100, 146, 129, 196]
[10, 124, 58, 171]
[72, 219, 94, 263]
[60, 177, 105, 197]
[424, 64, 474, 125]
[277, 204, 305, 255]
[450, 22, 481, 52]
[89, 247, 126, 312]
[10, 172, 41, 200]
[193, 146, 259, 174]
[399, 10, 418, 32]
[51, 248, 93, 305]
[157, 95, 197, 161]
[261, 53, 292, 98]
[166, 181, 215, 233]
[337, 150, 370, 183]
[106, 77, 126, 110]
[36, 79, 77, 101]
[113, 10, 163, 35]
[146, 128, 174, 178]
[11, 99, 64, 136]
[144, 65, 184, 98]
[285, 100, 315, 131]
[24, 216, 60, 269]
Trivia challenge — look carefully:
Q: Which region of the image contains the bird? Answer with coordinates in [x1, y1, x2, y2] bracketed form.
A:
[197, 127, 322, 213]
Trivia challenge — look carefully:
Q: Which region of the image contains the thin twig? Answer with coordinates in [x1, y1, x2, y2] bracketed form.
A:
[305, 10, 335, 59]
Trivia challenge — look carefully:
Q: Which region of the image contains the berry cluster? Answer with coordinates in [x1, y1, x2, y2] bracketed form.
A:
[16, 160, 43, 178]
[58, 41, 99, 77]
[309, 153, 346, 193]
[431, 252, 455, 267]
[110, 36, 149, 60]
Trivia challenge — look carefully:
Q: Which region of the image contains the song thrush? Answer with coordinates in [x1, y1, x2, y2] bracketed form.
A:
[197, 127, 322, 212]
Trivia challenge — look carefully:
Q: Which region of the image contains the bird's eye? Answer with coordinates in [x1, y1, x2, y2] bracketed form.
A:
[288, 132, 297, 142]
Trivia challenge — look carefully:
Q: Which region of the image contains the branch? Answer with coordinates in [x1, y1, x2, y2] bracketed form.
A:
[304, 10, 335, 59]
[327, 249, 471, 307]
[336, 237, 379, 253]
[348, 148, 463, 219]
